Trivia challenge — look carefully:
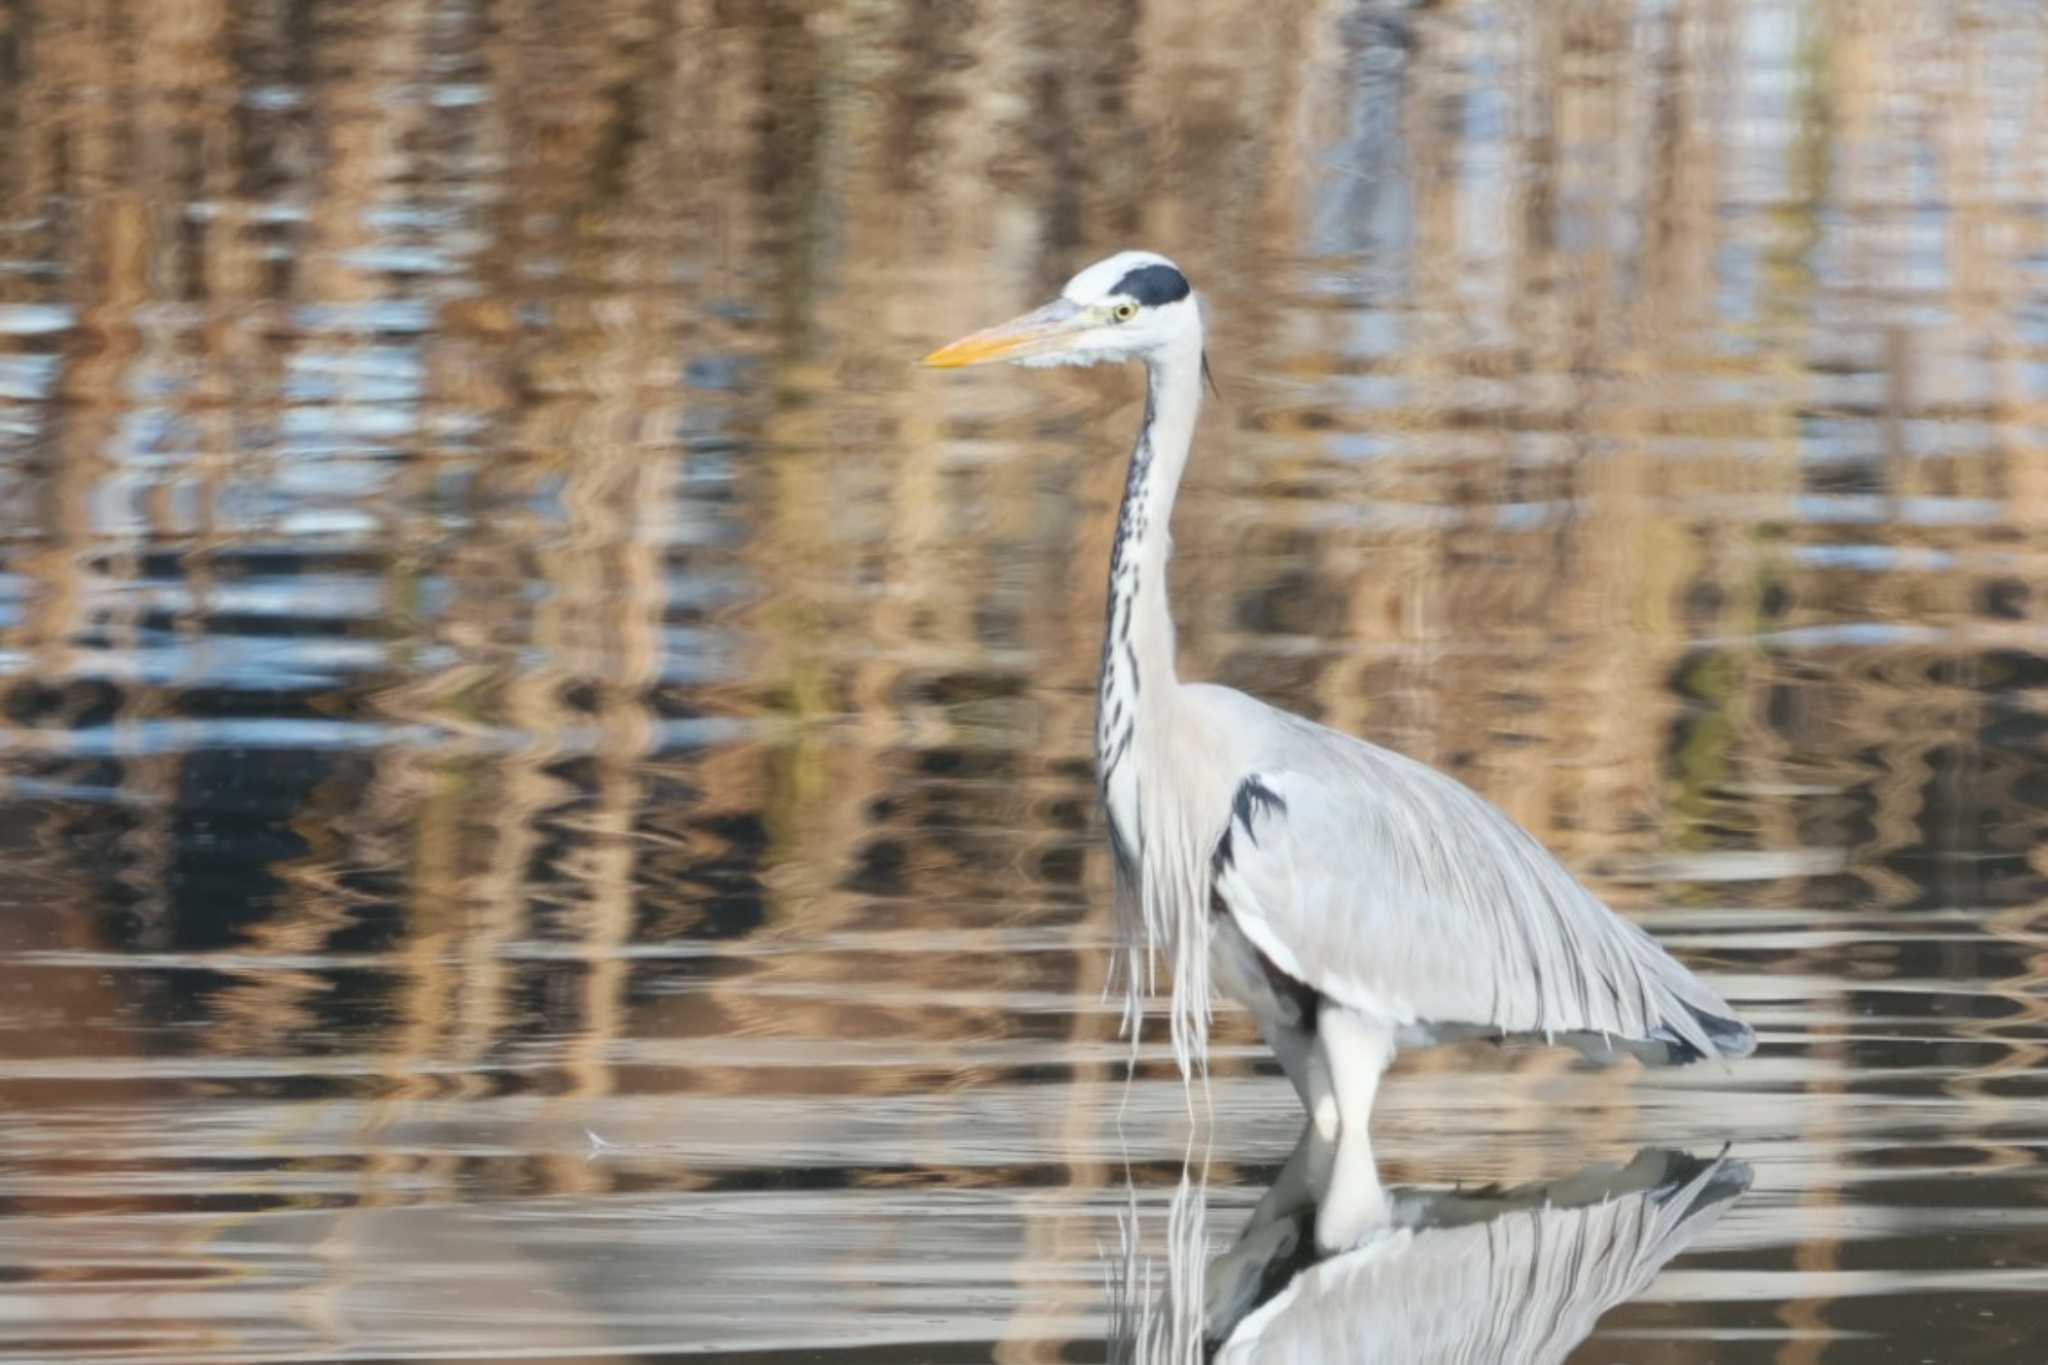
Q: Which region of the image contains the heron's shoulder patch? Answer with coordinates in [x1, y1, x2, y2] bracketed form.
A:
[1231, 774, 1288, 831]
[1211, 774, 1289, 877]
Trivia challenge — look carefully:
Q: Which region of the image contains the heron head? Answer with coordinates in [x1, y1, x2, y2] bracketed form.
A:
[922, 250, 1201, 370]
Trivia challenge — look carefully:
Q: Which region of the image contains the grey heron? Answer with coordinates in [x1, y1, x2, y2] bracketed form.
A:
[922, 250, 1755, 1162]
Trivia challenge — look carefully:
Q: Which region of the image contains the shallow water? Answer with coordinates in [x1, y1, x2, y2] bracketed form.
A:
[2, 1, 2047, 1361]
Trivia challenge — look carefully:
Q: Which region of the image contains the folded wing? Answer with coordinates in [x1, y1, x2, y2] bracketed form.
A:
[1207, 745, 1752, 1063]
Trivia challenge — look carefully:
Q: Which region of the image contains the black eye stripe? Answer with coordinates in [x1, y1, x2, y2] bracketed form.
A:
[1109, 263, 1190, 308]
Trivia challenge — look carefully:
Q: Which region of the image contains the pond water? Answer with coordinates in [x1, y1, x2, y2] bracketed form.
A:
[2, 1, 2047, 1361]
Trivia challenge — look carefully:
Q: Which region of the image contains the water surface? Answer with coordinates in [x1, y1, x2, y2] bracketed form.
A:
[2, 1, 2047, 1360]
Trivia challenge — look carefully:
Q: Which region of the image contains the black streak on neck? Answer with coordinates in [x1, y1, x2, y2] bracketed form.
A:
[1096, 372, 1160, 780]
[1106, 381, 1157, 577]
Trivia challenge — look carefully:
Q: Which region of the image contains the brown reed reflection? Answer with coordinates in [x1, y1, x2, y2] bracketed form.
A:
[0, 0, 2043, 1361]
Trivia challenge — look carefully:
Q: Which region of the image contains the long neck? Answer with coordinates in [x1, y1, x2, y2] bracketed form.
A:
[1097, 337, 1203, 769]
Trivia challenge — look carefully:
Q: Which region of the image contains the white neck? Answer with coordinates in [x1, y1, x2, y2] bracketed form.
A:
[1095, 328, 1211, 1080]
[1096, 332, 1204, 771]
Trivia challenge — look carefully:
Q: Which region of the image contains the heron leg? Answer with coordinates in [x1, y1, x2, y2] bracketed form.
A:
[1318, 1004, 1395, 1135]
[1306, 1043, 1338, 1140]
[1255, 1002, 1338, 1152]
[1312, 1005, 1396, 1250]
[1316, 1121, 1390, 1252]
[1244, 1119, 1337, 1237]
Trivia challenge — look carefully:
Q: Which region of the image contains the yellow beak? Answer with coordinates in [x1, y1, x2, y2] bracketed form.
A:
[920, 299, 1085, 367]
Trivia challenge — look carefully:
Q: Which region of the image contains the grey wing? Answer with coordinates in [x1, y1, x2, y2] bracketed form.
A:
[1214, 1151, 1750, 1364]
[1208, 756, 1754, 1063]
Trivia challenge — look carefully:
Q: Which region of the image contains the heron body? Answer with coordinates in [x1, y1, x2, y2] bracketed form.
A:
[924, 251, 1755, 1164]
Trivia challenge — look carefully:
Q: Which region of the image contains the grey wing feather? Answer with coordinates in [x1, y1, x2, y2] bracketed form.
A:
[1208, 738, 1753, 1063]
[1214, 1152, 1750, 1364]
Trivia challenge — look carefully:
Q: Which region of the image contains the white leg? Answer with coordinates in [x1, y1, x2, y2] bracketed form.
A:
[1262, 1018, 1319, 1112]
[1313, 1005, 1397, 1250]
[1243, 1119, 1337, 1237]
[1307, 1043, 1338, 1140]
[1316, 1125, 1390, 1251]
[1318, 1004, 1395, 1136]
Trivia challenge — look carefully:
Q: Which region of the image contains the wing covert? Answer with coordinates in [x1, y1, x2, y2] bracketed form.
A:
[1208, 757, 1749, 1061]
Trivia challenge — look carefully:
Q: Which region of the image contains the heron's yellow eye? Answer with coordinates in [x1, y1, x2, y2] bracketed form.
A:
[1112, 301, 1138, 323]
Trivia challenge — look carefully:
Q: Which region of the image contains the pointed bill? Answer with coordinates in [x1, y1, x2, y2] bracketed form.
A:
[920, 298, 1085, 367]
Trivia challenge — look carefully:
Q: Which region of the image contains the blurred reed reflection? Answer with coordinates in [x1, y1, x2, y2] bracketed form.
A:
[0, 0, 2045, 1361]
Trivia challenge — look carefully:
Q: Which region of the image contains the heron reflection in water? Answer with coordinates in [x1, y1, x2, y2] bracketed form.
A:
[1111, 1126, 1751, 1364]
[924, 253, 1755, 1215]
